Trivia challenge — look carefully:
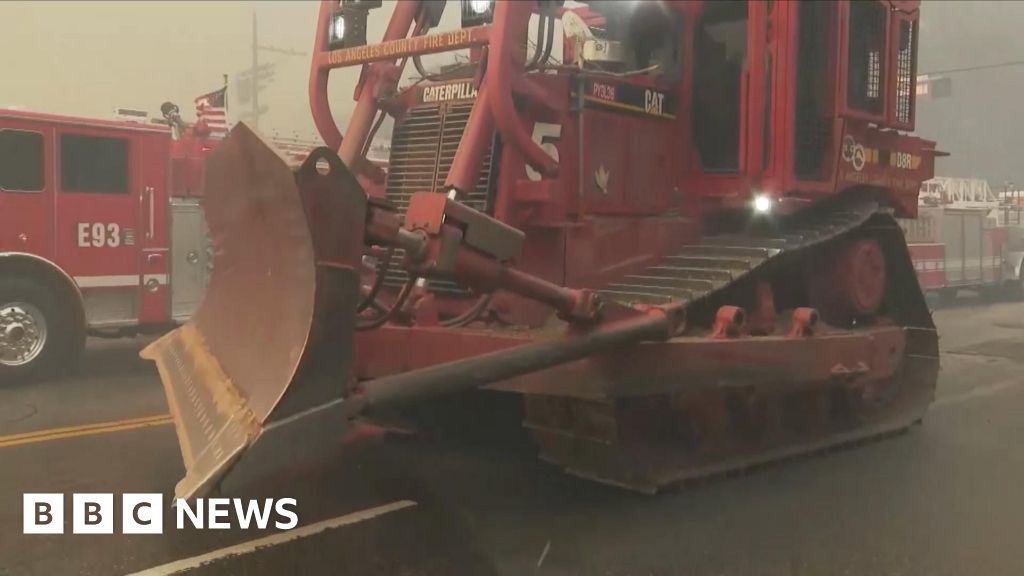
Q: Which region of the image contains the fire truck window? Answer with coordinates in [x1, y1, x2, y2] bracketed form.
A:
[692, 0, 747, 172]
[0, 130, 44, 192]
[60, 134, 128, 194]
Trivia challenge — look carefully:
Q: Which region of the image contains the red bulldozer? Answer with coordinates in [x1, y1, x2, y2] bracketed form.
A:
[143, 0, 940, 499]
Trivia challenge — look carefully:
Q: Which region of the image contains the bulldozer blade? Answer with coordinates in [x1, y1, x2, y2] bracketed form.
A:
[142, 124, 366, 499]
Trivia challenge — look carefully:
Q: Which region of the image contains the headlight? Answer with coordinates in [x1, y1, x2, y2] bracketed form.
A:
[461, 0, 494, 27]
[753, 194, 773, 214]
[326, 7, 368, 50]
[331, 15, 346, 43]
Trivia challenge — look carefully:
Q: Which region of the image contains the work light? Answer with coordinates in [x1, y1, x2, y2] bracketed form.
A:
[327, 7, 368, 49]
[461, 0, 494, 27]
[753, 194, 773, 214]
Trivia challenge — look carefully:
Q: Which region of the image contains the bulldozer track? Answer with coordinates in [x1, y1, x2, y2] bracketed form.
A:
[597, 199, 887, 313]
[525, 196, 939, 492]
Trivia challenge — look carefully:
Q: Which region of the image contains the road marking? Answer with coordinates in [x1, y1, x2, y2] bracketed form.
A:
[0, 414, 173, 448]
[124, 500, 418, 576]
[993, 321, 1024, 330]
[934, 378, 1022, 409]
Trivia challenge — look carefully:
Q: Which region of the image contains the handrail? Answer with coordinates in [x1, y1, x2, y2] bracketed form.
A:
[485, 1, 559, 179]
[308, 0, 559, 184]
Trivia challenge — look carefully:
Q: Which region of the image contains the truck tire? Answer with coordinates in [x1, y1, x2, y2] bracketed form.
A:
[0, 277, 83, 383]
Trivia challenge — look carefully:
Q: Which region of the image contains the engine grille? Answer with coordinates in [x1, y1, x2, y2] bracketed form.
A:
[382, 101, 496, 295]
[846, 0, 886, 115]
[894, 19, 917, 125]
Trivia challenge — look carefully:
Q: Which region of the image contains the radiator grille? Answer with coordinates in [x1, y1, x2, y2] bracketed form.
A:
[382, 101, 496, 295]
[895, 19, 917, 125]
[846, 0, 886, 115]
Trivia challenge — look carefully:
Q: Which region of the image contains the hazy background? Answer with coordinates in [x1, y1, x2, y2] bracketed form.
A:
[916, 1, 1024, 188]
[1, 1, 1021, 183]
[0, 1, 425, 142]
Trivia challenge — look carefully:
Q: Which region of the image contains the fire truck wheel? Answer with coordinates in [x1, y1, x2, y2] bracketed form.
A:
[0, 277, 82, 383]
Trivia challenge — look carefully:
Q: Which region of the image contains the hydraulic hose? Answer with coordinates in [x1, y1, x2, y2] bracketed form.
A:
[439, 292, 494, 328]
[356, 246, 395, 313]
[356, 276, 417, 331]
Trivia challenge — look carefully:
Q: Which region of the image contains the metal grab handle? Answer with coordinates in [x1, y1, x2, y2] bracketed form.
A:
[145, 186, 155, 240]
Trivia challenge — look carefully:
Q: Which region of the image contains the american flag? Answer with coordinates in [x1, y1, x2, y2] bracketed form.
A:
[194, 86, 227, 136]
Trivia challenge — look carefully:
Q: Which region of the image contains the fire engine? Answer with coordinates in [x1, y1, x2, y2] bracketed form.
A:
[0, 104, 220, 381]
[0, 104, 334, 382]
[901, 177, 1024, 303]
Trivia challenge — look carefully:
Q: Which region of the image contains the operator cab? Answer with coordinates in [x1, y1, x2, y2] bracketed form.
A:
[565, 0, 923, 216]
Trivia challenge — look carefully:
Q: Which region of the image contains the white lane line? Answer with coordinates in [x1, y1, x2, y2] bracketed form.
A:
[934, 378, 1022, 409]
[124, 500, 417, 576]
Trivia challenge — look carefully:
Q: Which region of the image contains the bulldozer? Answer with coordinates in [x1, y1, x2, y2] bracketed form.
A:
[143, 0, 939, 499]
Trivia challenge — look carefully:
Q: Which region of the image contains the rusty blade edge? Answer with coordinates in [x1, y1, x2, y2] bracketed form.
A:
[141, 325, 261, 499]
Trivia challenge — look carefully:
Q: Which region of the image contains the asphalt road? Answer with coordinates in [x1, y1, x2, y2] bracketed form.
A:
[2, 297, 1024, 576]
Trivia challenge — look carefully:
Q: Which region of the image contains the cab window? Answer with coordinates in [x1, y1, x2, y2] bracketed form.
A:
[692, 0, 748, 172]
[0, 129, 44, 192]
[60, 134, 128, 194]
[586, 2, 683, 82]
[626, 4, 683, 82]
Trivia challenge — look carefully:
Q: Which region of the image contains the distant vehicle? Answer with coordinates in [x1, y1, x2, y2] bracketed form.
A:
[0, 105, 222, 381]
[0, 105, 337, 381]
[900, 177, 1024, 303]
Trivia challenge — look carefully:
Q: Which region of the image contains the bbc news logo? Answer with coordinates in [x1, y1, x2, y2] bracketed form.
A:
[23, 493, 298, 534]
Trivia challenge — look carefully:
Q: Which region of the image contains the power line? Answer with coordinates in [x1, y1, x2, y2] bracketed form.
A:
[920, 60, 1024, 76]
[258, 45, 307, 57]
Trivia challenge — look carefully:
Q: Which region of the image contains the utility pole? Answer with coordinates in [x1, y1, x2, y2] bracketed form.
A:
[236, 11, 306, 129]
[251, 11, 259, 129]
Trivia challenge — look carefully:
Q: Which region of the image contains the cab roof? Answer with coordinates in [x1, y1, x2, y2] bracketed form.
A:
[0, 108, 172, 135]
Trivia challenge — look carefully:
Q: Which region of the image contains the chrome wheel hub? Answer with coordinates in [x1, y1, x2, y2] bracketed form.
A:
[0, 302, 48, 367]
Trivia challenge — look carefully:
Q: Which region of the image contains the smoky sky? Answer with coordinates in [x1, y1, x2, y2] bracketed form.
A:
[0, 1, 428, 142]
[1, 0, 1017, 185]
[916, 1, 1024, 188]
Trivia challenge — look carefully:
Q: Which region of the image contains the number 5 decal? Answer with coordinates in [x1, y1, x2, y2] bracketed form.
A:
[526, 122, 562, 182]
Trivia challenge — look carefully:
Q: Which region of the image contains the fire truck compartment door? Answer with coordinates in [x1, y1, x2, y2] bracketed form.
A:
[170, 198, 210, 322]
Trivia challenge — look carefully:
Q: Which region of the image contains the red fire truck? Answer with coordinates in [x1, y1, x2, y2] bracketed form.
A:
[900, 177, 1024, 303]
[0, 105, 218, 381]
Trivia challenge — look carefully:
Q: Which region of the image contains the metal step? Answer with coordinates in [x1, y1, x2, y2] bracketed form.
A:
[594, 290, 676, 306]
[663, 255, 756, 272]
[638, 267, 736, 283]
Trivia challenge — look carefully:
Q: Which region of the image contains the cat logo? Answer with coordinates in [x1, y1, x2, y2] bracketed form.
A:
[644, 90, 665, 116]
